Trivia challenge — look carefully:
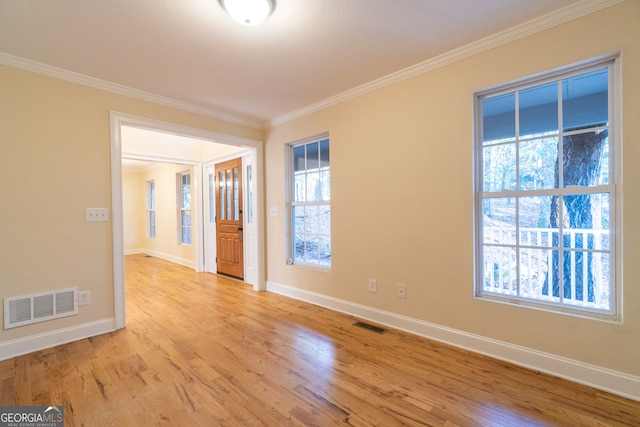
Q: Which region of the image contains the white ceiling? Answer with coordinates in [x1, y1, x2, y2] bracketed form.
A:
[0, 0, 613, 128]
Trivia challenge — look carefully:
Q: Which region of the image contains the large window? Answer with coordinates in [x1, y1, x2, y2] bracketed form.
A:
[474, 57, 619, 319]
[177, 171, 192, 245]
[288, 135, 331, 267]
[146, 180, 156, 239]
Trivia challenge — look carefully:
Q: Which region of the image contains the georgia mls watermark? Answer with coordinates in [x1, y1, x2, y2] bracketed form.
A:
[0, 406, 64, 427]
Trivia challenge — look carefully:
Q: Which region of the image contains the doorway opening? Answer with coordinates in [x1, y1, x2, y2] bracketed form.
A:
[110, 111, 265, 330]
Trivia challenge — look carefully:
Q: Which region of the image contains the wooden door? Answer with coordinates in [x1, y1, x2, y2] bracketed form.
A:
[215, 158, 244, 279]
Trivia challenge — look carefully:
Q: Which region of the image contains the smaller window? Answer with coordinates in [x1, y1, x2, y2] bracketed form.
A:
[208, 172, 215, 223]
[177, 171, 192, 245]
[247, 164, 253, 224]
[287, 134, 331, 267]
[146, 180, 156, 239]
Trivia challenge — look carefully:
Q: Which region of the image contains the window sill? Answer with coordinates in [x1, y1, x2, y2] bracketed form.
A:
[475, 293, 621, 324]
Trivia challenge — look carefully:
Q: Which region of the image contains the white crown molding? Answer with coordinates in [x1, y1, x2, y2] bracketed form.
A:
[269, 0, 624, 127]
[0, 0, 623, 130]
[0, 52, 264, 130]
[266, 280, 640, 402]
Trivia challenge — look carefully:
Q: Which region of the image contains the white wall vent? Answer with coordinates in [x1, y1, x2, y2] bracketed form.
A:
[4, 287, 78, 329]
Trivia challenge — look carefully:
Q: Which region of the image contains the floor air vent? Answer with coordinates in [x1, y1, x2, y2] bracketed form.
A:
[353, 321, 387, 334]
[4, 287, 78, 329]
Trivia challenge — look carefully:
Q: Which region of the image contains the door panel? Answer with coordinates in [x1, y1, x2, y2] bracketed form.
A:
[215, 158, 244, 279]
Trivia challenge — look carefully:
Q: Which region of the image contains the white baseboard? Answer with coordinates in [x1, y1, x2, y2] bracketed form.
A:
[266, 281, 640, 402]
[0, 318, 116, 361]
[140, 249, 196, 269]
[124, 248, 145, 255]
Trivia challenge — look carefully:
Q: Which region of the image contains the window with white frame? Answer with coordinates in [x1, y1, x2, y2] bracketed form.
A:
[146, 180, 156, 238]
[474, 56, 619, 318]
[177, 171, 192, 245]
[288, 135, 331, 267]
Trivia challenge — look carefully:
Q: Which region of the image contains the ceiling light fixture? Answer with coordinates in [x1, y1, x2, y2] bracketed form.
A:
[221, 0, 274, 26]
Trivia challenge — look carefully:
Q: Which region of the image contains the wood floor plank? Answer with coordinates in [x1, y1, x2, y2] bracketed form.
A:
[1, 254, 638, 426]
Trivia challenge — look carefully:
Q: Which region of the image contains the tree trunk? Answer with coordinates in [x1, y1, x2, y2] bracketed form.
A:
[543, 130, 607, 302]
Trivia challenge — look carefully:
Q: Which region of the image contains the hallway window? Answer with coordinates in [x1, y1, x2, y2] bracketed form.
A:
[146, 180, 156, 238]
[288, 134, 331, 267]
[177, 171, 192, 245]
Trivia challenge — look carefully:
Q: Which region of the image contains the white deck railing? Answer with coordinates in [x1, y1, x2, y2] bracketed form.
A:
[483, 227, 610, 309]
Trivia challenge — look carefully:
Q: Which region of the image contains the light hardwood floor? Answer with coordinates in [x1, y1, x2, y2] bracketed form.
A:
[1, 254, 638, 426]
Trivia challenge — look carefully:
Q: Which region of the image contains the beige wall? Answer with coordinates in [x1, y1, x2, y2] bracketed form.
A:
[0, 64, 261, 343]
[123, 170, 145, 252]
[141, 163, 196, 264]
[265, 1, 640, 377]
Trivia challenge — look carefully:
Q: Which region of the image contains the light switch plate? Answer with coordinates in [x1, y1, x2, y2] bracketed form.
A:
[86, 208, 109, 222]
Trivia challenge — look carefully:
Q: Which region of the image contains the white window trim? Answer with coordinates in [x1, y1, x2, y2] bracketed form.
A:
[473, 54, 622, 322]
[177, 170, 192, 246]
[146, 179, 156, 239]
[285, 132, 331, 270]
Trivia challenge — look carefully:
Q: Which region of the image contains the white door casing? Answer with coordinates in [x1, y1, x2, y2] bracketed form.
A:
[110, 111, 266, 330]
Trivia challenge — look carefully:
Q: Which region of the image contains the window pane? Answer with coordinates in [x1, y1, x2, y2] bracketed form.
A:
[233, 167, 239, 220]
[482, 198, 516, 245]
[318, 236, 331, 267]
[182, 174, 191, 208]
[307, 142, 319, 170]
[182, 210, 192, 245]
[293, 145, 306, 172]
[483, 143, 516, 192]
[219, 171, 225, 220]
[519, 247, 556, 301]
[562, 68, 608, 131]
[319, 204, 331, 236]
[294, 172, 306, 203]
[209, 174, 214, 223]
[149, 181, 155, 209]
[519, 137, 558, 190]
[294, 233, 305, 261]
[482, 93, 515, 143]
[562, 193, 610, 250]
[520, 82, 558, 137]
[306, 171, 321, 202]
[483, 245, 517, 295]
[562, 130, 609, 187]
[293, 205, 304, 230]
[563, 251, 609, 308]
[303, 240, 318, 265]
[518, 196, 557, 247]
[304, 205, 319, 235]
[149, 211, 156, 238]
[226, 170, 231, 220]
[182, 210, 191, 227]
[320, 139, 330, 168]
[247, 165, 253, 224]
[321, 170, 330, 201]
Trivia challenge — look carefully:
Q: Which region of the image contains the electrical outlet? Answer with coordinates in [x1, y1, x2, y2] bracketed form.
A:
[368, 279, 377, 293]
[397, 283, 406, 299]
[79, 291, 91, 306]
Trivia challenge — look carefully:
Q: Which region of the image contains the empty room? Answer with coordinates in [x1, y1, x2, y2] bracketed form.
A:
[1, 1, 639, 425]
